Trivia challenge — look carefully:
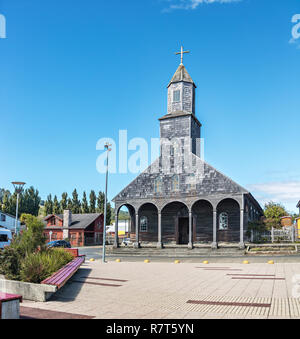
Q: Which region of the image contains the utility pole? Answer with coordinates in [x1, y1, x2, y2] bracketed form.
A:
[102, 143, 112, 263]
[11, 182, 26, 235]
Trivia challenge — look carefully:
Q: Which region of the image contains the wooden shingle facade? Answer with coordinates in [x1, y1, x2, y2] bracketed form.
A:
[113, 61, 263, 249]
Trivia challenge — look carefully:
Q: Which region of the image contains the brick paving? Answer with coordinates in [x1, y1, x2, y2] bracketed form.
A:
[20, 306, 94, 319]
[21, 261, 300, 319]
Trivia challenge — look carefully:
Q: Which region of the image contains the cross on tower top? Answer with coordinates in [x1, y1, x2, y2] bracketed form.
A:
[175, 46, 190, 65]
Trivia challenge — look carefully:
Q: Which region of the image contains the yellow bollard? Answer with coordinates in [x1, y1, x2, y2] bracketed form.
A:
[243, 260, 249, 265]
[174, 260, 180, 264]
[203, 261, 209, 265]
[268, 260, 274, 265]
[144, 259, 150, 264]
[115, 258, 121, 263]
[89, 258, 95, 262]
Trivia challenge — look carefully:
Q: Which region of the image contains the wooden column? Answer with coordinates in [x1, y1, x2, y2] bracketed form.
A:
[114, 213, 119, 248]
[239, 209, 245, 249]
[157, 212, 162, 249]
[134, 213, 140, 248]
[188, 211, 193, 249]
[212, 209, 218, 249]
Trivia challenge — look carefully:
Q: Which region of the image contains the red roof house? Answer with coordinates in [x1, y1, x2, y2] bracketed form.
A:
[43, 210, 104, 247]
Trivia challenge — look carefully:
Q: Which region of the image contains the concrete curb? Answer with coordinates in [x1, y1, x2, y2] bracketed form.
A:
[0, 279, 57, 302]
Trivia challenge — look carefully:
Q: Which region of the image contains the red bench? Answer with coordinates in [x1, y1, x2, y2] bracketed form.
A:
[41, 256, 85, 289]
[0, 293, 22, 319]
[64, 248, 79, 258]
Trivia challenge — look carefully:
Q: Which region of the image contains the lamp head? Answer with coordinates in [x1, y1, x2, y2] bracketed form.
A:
[12, 182, 26, 194]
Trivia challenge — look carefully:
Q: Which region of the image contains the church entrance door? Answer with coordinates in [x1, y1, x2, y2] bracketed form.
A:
[178, 217, 189, 245]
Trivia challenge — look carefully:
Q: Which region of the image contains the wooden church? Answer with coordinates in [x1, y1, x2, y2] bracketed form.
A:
[113, 48, 263, 249]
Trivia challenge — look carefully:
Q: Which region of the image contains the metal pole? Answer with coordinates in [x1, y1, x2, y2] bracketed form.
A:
[15, 193, 19, 235]
[102, 146, 110, 263]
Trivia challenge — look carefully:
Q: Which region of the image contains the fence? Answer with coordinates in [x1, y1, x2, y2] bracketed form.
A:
[251, 226, 298, 243]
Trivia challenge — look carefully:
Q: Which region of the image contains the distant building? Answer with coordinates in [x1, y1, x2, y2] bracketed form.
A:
[107, 220, 131, 236]
[297, 201, 300, 215]
[0, 211, 21, 233]
[43, 210, 103, 247]
[280, 216, 293, 227]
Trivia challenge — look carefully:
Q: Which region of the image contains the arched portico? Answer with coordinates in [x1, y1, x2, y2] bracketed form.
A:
[114, 194, 247, 249]
[114, 203, 136, 248]
[216, 198, 240, 243]
[213, 197, 245, 248]
[136, 203, 159, 247]
[192, 200, 214, 243]
[161, 201, 193, 248]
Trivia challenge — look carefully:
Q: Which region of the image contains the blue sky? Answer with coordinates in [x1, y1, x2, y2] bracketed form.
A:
[0, 0, 299, 213]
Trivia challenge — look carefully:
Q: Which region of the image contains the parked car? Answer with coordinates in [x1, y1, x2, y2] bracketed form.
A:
[47, 240, 71, 248]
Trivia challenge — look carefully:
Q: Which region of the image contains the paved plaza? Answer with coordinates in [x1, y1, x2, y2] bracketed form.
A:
[22, 260, 300, 319]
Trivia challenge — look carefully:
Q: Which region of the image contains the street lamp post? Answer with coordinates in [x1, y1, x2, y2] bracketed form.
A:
[11, 182, 26, 235]
[102, 143, 112, 263]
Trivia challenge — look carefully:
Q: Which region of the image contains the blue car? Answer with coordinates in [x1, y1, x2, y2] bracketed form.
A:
[47, 240, 71, 248]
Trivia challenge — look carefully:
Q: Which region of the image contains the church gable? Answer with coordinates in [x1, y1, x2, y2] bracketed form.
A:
[198, 158, 248, 195]
[113, 155, 248, 202]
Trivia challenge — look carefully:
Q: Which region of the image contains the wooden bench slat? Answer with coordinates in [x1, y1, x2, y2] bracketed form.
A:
[0, 293, 22, 303]
[43, 267, 82, 287]
[41, 257, 85, 288]
[43, 258, 84, 285]
[43, 258, 83, 283]
[43, 266, 78, 284]
[48, 264, 82, 286]
[43, 264, 81, 285]
[51, 261, 84, 288]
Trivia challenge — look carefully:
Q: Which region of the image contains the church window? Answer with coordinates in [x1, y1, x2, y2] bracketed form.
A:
[140, 216, 148, 232]
[219, 212, 229, 230]
[173, 90, 181, 102]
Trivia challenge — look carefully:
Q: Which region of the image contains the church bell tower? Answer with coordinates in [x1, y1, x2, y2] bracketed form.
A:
[159, 47, 202, 160]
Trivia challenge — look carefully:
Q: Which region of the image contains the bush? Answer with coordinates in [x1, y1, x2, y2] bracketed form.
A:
[19, 253, 49, 283]
[0, 247, 22, 281]
[0, 214, 73, 283]
[20, 248, 73, 283]
[12, 214, 46, 256]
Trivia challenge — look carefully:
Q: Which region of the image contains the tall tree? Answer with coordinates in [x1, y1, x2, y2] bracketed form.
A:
[106, 202, 112, 226]
[81, 191, 89, 213]
[60, 192, 68, 211]
[71, 189, 81, 214]
[67, 198, 73, 210]
[53, 195, 61, 214]
[21, 187, 41, 216]
[1, 191, 11, 214]
[97, 191, 105, 213]
[0, 188, 11, 204]
[44, 194, 53, 215]
[89, 190, 96, 213]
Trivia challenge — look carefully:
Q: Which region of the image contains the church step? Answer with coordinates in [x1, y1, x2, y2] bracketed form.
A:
[107, 247, 245, 257]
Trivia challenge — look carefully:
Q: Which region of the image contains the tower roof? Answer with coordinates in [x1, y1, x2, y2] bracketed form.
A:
[167, 64, 196, 88]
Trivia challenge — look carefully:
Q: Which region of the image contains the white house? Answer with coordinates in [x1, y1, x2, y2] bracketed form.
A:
[107, 220, 131, 235]
[0, 212, 21, 233]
